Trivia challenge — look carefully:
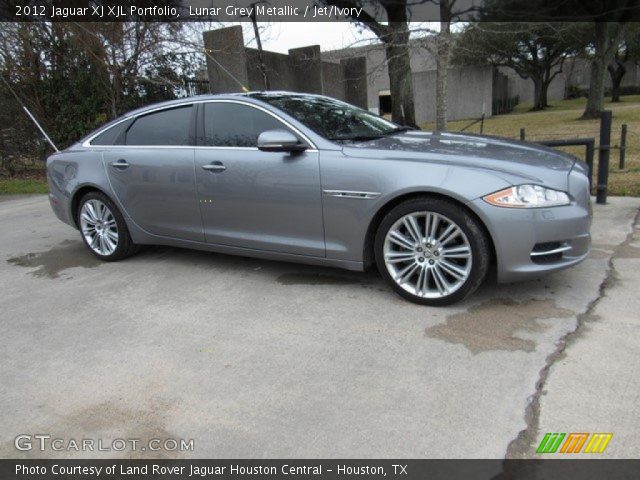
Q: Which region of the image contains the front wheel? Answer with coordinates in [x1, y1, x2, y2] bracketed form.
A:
[77, 191, 138, 261]
[374, 197, 490, 306]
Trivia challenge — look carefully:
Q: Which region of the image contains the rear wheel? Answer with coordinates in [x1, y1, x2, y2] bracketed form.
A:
[374, 197, 490, 306]
[77, 191, 138, 261]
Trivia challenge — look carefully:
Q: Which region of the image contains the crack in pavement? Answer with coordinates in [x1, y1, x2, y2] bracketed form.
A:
[505, 207, 640, 459]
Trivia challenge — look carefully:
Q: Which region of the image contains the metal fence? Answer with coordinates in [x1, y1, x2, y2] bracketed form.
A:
[182, 78, 210, 97]
[520, 112, 615, 204]
[492, 95, 520, 116]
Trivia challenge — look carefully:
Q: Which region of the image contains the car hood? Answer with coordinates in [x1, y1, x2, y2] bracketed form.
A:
[341, 131, 577, 190]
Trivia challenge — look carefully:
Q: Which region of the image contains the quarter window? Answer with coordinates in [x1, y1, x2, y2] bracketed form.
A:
[126, 106, 193, 146]
[90, 119, 131, 145]
[203, 103, 290, 147]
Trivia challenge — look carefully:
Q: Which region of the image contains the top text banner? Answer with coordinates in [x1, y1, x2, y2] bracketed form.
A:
[2, 0, 639, 22]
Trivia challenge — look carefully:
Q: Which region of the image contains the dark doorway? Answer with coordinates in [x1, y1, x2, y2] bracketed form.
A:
[379, 93, 392, 119]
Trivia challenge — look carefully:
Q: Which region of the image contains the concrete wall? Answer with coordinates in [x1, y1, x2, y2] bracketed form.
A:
[413, 67, 493, 124]
[323, 42, 494, 122]
[341, 57, 368, 109]
[208, 27, 640, 125]
[322, 62, 346, 100]
[564, 57, 640, 89]
[246, 48, 296, 91]
[203, 27, 250, 93]
[203, 25, 366, 105]
[499, 58, 640, 104]
[497, 66, 566, 104]
[204, 26, 640, 128]
[323, 40, 439, 76]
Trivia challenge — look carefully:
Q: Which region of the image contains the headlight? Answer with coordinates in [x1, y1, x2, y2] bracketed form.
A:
[483, 185, 571, 208]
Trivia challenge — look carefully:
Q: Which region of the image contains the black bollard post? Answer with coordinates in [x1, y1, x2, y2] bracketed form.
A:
[596, 110, 612, 205]
[585, 139, 595, 192]
[619, 124, 627, 169]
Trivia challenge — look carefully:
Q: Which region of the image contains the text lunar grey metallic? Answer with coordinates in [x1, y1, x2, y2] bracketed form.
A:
[46, 93, 591, 305]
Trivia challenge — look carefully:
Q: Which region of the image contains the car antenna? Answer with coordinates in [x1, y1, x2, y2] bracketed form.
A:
[201, 48, 250, 93]
[0, 75, 59, 152]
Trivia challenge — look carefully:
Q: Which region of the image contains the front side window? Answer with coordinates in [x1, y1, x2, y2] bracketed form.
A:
[126, 106, 192, 146]
[249, 93, 401, 142]
[203, 102, 289, 147]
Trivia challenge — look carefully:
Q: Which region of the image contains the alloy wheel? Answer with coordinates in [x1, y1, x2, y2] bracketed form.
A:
[80, 199, 119, 256]
[383, 211, 472, 299]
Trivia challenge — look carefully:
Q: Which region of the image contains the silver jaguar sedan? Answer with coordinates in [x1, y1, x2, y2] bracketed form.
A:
[46, 92, 591, 305]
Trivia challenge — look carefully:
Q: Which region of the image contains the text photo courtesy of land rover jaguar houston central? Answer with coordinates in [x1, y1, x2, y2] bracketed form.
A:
[46, 92, 591, 305]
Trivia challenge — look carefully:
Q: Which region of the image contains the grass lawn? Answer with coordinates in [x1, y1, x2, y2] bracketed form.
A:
[0, 177, 48, 195]
[422, 95, 640, 196]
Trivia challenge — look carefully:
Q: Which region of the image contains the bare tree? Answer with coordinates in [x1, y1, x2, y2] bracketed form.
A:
[69, 22, 192, 118]
[416, 23, 451, 130]
[322, 0, 416, 126]
[431, 0, 475, 130]
[582, 22, 627, 118]
[453, 23, 582, 111]
[435, 12, 451, 130]
[0, 21, 203, 159]
[607, 22, 639, 102]
[241, 2, 270, 90]
[477, 0, 635, 118]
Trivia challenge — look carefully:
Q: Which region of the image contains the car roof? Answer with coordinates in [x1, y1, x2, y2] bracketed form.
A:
[121, 91, 327, 119]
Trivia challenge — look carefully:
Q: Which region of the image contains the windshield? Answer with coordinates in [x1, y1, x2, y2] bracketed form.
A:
[249, 93, 403, 142]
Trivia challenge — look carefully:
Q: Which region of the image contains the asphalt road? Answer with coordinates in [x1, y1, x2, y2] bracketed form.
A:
[1, 195, 638, 459]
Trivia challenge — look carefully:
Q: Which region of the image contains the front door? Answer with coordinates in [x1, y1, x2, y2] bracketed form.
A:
[194, 101, 324, 257]
[104, 104, 203, 242]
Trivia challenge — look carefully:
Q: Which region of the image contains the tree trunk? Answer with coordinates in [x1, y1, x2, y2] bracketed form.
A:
[582, 22, 622, 119]
[540, 80, 551, 109]
[435, 18, 451, 131]
[607, 59, 626, 102]
[582, 23, 608, 118]
[250, 12, 270, 90]
[531, 76, 549, 111]
[384, 23, 415, 126]
[564, 56, 577, 99]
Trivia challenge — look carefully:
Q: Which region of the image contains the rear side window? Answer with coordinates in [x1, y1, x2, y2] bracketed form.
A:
[90, 119, 131, 145]
[203, 102, 288, 147]
[126, 106, 193, 146]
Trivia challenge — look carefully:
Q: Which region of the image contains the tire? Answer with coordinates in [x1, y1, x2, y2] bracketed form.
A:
[374, 197, 490, 306]
[77, 191, 138, 261]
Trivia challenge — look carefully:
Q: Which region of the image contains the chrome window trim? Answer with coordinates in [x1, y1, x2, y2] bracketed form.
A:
[82, 103, 193, 148]
[81, 99, 318, 151]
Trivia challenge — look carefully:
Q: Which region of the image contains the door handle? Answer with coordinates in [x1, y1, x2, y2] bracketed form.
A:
[202, 162, 226, 173]
[110, 159, 130, 170]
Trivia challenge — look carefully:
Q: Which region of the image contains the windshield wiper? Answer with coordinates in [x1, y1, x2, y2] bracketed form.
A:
[328, 134, 384, 142]
[381, 126, 415, 136]
[328, 126, 416, 142]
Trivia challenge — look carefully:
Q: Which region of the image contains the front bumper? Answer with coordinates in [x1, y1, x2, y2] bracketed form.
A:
[471, 168, 591, 283]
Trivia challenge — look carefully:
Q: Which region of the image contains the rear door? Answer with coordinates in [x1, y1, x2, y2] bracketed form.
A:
[194, 101, 325, 257]
[103, 105, 203, 241]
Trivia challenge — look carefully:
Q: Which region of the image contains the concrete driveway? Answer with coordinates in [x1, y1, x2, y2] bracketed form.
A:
[1, 195, 638, 459]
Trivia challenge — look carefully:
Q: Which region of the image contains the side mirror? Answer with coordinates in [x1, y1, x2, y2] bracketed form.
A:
[257, 130, 307, 153]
